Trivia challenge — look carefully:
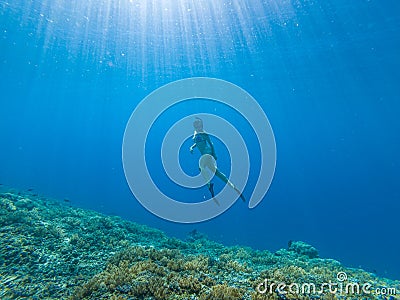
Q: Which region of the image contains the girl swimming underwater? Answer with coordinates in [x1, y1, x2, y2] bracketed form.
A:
[189, 117, 246, 203]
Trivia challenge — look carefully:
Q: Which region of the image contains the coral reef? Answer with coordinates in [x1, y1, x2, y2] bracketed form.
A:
[287, 240, 319, 259]
[0, 190, 399, 299]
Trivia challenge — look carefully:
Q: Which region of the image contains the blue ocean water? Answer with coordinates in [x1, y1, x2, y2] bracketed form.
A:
[1, 0, 399, 280]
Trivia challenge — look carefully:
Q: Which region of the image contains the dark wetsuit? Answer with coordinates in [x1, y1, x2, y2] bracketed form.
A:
[193, 132, 215, 157]
[191, 130, 246, 202]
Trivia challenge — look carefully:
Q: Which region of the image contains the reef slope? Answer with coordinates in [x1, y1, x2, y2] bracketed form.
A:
[0, 191, 398, 299]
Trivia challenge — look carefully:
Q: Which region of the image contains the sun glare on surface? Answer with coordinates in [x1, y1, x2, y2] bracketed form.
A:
[2, 0, 295, 81]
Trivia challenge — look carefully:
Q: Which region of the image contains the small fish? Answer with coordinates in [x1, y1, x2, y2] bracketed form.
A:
[27, 188, 34, 191]
[64, 198, 70, 203]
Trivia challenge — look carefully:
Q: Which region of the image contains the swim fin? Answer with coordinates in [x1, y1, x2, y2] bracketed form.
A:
[233, 185, 246, 202]
[239, 193, 246, 202]
[208, 183, 215, 198]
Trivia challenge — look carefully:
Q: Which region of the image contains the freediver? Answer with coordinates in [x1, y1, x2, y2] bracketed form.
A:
[189, 117, 246, 203]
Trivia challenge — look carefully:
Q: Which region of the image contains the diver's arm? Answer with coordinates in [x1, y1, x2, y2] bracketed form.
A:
[189, 143, 196, 153]
[190, 133, 197, 153]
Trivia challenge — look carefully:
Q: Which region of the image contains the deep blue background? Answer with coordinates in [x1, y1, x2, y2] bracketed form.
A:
[1, 0, 399, 279]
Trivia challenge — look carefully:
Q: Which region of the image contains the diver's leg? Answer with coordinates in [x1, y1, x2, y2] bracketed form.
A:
[206, 159, 238, 191]
[214, 169, 231, 185]
[214, 169, 246, 202]
[200, 167, 212, 189]
[199, 159, 215, 197]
